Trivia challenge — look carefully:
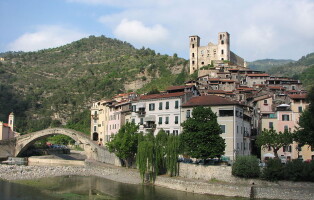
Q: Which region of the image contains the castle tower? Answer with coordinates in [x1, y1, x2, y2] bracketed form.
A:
[8, 112, 14, 131]
[217, 32, 230, 61]
[189, 36, 200, 74]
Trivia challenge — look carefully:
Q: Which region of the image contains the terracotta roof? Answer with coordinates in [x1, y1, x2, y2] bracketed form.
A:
[166, 85, 193, 91]
[288, 94, 307, 99]
[268, 86, 285, 90]
[247, 73, 270, 77]
[206, 90, 226, 94]
[140, 92, 185, 100]
[3, 123, 10, 127]
[237, 87, 255, 91]
[182, 95, 239, 107]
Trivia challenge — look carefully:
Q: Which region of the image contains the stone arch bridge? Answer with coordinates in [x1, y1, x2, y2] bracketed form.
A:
[0, 128, 120, 165]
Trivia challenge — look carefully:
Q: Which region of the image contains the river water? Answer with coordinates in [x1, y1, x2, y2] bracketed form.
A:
[0, 176, 248, 200]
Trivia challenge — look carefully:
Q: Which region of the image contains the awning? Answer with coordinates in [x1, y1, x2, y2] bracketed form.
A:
[263, 153, 275, 158]
[144, 115, 156, 122]
[138, 103, 146, 108]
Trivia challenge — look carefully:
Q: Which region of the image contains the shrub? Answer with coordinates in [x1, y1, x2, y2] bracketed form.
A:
[261, 159, 284, 181]
[284, 159, 306, 181]
[232, 156, 260, 178]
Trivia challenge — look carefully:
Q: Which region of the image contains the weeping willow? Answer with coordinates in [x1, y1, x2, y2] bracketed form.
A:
[166, 134, 180, 177]
[136, 130, 180, 183]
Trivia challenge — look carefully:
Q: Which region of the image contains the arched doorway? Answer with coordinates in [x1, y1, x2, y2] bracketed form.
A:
[93, 132, 99, 141]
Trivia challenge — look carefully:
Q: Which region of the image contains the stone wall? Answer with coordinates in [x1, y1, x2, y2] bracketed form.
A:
[0, 139, 15, 160]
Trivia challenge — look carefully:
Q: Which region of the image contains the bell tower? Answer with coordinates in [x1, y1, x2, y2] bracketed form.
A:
[189, 35, 200, 74]
[217, 32, 230, 61]
[8, 112, 14, 131]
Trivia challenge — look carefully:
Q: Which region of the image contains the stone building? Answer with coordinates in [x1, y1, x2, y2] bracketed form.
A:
[189, 32, 245, 74]
[0, 113, 15, 140]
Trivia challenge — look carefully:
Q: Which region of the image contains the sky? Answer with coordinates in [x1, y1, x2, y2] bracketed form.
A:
[0, 0, 314, 61]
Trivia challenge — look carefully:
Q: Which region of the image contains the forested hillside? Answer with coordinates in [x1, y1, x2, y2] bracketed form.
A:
[267, 53, 314, 89]
[247, 59, 294, 71]
[0, 35, 189, 134]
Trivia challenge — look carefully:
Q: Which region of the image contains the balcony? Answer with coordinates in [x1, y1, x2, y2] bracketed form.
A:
[136, 108, 146, 116]
[91, 114, 98, 120]
[243, 131, 250, 138]
[144, 123, 156, 129]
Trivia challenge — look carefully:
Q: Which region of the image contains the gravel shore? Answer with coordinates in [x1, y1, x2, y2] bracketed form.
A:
[0, 161, 142, 185]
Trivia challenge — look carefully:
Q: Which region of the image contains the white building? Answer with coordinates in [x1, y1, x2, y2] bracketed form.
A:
[181, 95, 251, 161]
[129, 92, 193, 135]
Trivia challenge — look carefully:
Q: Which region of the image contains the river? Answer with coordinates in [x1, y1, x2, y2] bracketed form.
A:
[0, 175, 248, 200]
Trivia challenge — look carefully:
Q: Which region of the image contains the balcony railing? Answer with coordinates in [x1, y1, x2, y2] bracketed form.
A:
[144, 124, 156, 129]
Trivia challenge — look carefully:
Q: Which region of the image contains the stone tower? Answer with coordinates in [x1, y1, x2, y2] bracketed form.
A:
[8, 112, 14, 131]
[217, 32, 230, 61]
[189, 35, 200, 74]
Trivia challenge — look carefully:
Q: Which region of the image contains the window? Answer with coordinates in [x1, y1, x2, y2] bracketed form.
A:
[165, 117, 169, 124]
[158, 117, 162, 124]
[201, 62, 204, 65]
[221, 49, 224, 54]
[166, 102, 169, 109]
[192, 53, 194, 57]
[175, 116, 179, 124]
[298, 106, 303, 113]
[219, 110, 233, 117]
[94, 126, 97, 132]
[221, 40, 224, 45]
[192, 44, 194, 48]
[282, 114, 290, 121]
[149, 103, 155, 111]
[264, 100, 268, 105]
[269, 122, 273, 129]
[173, 130, 179, 135]
[132, 119, 135, 123]
[175, 101, 179, 109]
[159, 102, 163, 110]
[192, 61, 195, 65]
[284, 125, 289, 132]
[132, 105, 136, 112]
[186, 110, 191, 118]
[140, 118, 144, 125]
[220, 125, 226, 133]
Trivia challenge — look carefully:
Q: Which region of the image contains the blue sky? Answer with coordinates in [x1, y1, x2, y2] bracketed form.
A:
[1, 0, 314, 61]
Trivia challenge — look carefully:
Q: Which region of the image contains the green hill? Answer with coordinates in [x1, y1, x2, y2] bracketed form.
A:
[267, 53, 314, 89]
[247, 59, 294, 71]
[0, 35, 189, 133]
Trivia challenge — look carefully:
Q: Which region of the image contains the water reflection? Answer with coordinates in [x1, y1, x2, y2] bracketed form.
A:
[0, 176, 248, 200]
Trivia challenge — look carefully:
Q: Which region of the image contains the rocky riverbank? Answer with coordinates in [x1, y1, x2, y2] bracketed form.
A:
[1, 161, 314, 200]
[0, 161, 142, 185]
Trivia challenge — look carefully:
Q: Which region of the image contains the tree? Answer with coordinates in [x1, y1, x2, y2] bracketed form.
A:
[256, 129, 294, 158]
[180, 106, 225, 159]
[295, 87, 314, 147]
[106, 122, 139, 167]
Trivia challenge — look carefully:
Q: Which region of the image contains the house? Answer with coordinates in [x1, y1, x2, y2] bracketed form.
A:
[0, 113, 15, 140]
[129, 92, 193, 135]
[181, 95, 252, 161]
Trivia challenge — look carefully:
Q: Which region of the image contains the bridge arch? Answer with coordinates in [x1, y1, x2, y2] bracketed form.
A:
[14, 128, 119, 165]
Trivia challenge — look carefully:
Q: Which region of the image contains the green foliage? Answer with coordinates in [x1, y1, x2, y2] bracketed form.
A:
[65, 110, 91, 135]
[232, 156, 260, 178]
[0, 36, 188, 133]
[49, 135, 74, 145]
[261, 159, 284, 181]
[262, 159, 314, 182]
[180, 106, 225, 159]
[137, 132, 157, 182]
[106, 122, 139, 167]
[166, 134, 180, 177]
[248, 59, 294, 71]
[256, 129, 294, 158]
[295, 87, 314, 147]
[136, 130, 180, 183]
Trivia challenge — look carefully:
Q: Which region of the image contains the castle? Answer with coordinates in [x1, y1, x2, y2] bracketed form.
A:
[189, 32, 246, 74]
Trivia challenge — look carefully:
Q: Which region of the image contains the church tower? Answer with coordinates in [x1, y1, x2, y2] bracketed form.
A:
[189, 35, 200, 74]
[8, 112, 14, 131]
[217, 32, 230, 61]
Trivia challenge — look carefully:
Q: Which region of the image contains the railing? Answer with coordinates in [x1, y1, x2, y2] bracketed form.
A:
[144, 124, 156, 129]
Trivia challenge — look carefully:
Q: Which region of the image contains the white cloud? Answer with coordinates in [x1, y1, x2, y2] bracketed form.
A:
[113, 19, 169, 47]
[7, 25, 88, 52]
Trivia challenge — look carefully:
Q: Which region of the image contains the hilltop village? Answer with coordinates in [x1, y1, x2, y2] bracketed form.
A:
[90, 32, 312, 162]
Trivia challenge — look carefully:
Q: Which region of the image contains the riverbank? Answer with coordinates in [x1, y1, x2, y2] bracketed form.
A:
[0, 161, 313, 200]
